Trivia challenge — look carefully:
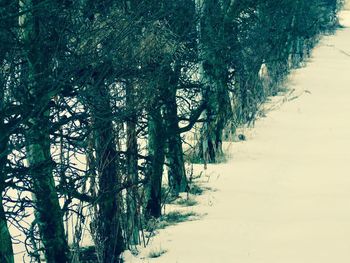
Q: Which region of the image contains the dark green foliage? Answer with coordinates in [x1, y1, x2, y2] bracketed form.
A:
[160, 211, 198, 227]
[175, 198, 198, 207]
[189, 184, 204, 195]
[148, 247, 168, 258]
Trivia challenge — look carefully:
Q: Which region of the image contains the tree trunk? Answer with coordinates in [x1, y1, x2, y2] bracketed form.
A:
[26, 112, 70, 262]
[126, 81, 140, 245]
[20, 0, 70, 261]
[145, 107, 165, 218]
[91, 82, 124, 262]
[197, 73, 232, 163]
[195, 0, 232, 164]
[164, 87, 187, 195]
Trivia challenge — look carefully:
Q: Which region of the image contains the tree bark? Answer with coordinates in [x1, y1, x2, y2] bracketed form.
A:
[195, 0, 233, 164]
[126, 81, 140, 245]
[145, 107, 165, 218]
[20, 0, 70, 261]
[164, 87, 187, 195]
[91, 81, 124, 262]
[25, 110, 70, 263]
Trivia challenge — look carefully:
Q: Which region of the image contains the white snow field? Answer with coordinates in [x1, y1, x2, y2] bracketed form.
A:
[125, 9, 350, 263]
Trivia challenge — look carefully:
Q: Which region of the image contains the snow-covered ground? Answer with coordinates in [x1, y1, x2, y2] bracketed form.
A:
[125, 9, 350, 263]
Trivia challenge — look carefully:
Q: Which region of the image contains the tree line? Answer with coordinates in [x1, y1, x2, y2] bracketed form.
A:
[0, 0, 341, 262]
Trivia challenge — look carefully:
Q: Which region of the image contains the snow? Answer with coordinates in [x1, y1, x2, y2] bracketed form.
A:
[125, 9, 350, 263]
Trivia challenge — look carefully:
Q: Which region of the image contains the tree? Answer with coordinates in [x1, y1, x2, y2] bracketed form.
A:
[18, 0, 71, 261]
